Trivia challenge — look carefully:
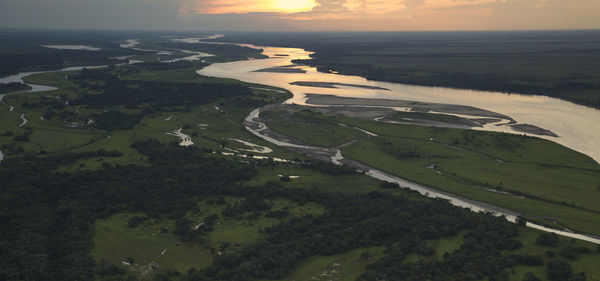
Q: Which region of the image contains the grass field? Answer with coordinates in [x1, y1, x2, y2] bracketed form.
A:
[93, 196, 326, 279]
[260, 109, 600, 236]
[399, 227, 600, 281]
[251, 165, 384, 195]
[508, 229, 600, 281]
[93, 195, 600, 281]
[121, 67, 238, 84]
[263, 110, 367, 148]
[262, 247, 385, 281]
[93, 212, 214, 277]
[4, 51, 600, 281]
[1, 66, 299, 169]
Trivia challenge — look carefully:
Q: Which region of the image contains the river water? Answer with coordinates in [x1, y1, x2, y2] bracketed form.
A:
[0, 41, 210, 163]
[0, 71, 58, 94]
[244, 107, 600, 244]
[200, 40, 600, 243]
[0, 65, 106, 164]
[1, 37, 599, 243]
[198, 44, 600, 164]
[0, 65, 111, 97]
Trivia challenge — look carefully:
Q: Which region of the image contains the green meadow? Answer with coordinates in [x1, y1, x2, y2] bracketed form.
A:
[2, 56, 600, 281]
[259, 109, 600, 236]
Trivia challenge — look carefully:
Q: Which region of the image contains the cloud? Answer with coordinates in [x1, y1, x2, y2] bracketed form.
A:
[408, 0, 504, 12]
[176, 0, 503, 20]
[0, 0, 598, 31]
[343, 0, 408, 14]
[171, 0, 600, 29]
[175, 0, 319, 15]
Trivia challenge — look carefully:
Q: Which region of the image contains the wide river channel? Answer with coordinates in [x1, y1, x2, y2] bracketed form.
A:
[197, 41, 600, 244]
[1, 39, 599, 243]
[198, 44, 600, 164]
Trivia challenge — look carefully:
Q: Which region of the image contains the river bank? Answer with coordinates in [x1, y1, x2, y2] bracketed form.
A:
[305, 94, 561, 137]
[244, 105, 600, 245]
[197, 40, 600, 164]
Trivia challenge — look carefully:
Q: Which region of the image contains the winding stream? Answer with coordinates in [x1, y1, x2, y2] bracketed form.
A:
[244, 107, 600, 244]
[195, 38, 600, 244]
[1, 36, 599, 243]
[0, 65, 109, 96]
[0, 42, 189, 161]
[166, 128, 193, 147]
[0, 65, 119, 163]
[18, 113, 28, 127]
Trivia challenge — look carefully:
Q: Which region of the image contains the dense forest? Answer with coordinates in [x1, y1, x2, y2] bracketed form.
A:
[0, 82, 30, 94]
[156, 42, 267, 61]
[71, 69, 253, 109]
[2, 31, 600, 281]
[0, 31, 143, 76]
[0, 140, 593, 281]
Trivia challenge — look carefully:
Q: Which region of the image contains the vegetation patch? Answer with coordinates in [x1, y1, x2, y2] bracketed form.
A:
[262, 110, 367, 147]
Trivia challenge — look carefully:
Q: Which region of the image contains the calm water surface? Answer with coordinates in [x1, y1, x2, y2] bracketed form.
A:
[198, 45, 600, 163]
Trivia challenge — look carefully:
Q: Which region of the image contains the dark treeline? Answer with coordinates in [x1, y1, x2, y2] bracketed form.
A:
[0, 82, 31, 94]
[93, 111, 142, 131]
[157, 42, 267, 61]
[360, 220, 541, 281]
[200, 191, 470, 280]
[134, 62, 209, 71]
[70, 69, 253, 109]
[0, 31, 143, 76]
[293, 58, 600, 109]
[0, 140, 255, 281]
[215, 31, 600, 109]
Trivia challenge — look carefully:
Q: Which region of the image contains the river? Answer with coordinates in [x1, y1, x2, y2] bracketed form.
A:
[0, 65, 111, 97]
[0, 40, 213, 163]
[198, 44, 600, 164]
[198, 39, 600, 244]
[244, 107, 600, 245]
[0, 65, 105, 164]
[1, 37, 599, 243]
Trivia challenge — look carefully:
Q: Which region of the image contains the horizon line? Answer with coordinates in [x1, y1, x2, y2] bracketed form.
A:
[2, 27, 600, 34]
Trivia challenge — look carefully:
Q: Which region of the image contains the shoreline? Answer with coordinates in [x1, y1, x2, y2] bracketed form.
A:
[292, 57, 600, 111]
[290, 81, 390, 90]
[304, 94, 562, 137]
[306, 94, 514, 121]
[244, 105, 600, 245]
[197, 38, 599, 164]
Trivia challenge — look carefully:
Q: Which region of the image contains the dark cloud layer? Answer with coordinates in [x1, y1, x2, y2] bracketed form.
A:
[0, 0, 598, 30]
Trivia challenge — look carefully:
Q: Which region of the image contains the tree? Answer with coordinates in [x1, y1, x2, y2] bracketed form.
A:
[546, 259, 573, 281]
[515, 216, 527, 227]
[536, 233, 559, 247]
[522, 272, 541, 281]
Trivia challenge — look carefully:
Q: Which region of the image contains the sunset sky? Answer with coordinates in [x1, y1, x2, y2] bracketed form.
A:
[1, 0, 599, 31]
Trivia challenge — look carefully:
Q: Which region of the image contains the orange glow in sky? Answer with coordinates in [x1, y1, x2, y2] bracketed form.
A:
[171, 0, 600, 30]
[184, 0, 318, 14]
[0, 0, 598, 30]
[275, 0, 319, 13]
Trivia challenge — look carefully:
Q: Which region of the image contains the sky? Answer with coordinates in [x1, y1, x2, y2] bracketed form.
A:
[0, 0, 599, 31]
